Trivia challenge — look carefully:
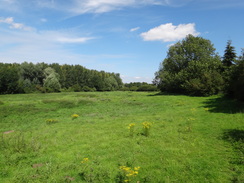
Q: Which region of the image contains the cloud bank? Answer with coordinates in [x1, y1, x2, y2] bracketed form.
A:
[140, 23, 200, 42]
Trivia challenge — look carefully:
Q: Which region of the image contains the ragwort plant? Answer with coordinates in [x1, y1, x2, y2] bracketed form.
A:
[71, 114, 79, 120]
[142, 122, 152, 137]
[128, 123, 136, 137]
[46, 119, 58, 124]
[119, 166, 140, 183]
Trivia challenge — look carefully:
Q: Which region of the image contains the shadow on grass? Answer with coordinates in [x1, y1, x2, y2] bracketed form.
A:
[202, 97, 244, 114]
[223, 129, 244, 143]
[148, 92, 244, 113]
[222, 129, 243, 165]
[147, 92, 185, 97]
[222, 129, 244, 182]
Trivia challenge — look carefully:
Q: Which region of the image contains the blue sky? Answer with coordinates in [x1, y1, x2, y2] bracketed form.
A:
[0, 0, 243, 83]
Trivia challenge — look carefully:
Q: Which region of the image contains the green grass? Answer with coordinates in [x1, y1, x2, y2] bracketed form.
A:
[0, 92, 243, 182]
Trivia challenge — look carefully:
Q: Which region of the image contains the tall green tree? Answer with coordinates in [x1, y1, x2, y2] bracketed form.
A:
[224, 49, 244, 101]
[43, 67, 61, 92]
[0, 63, 20, 94]
[222, 40, 237, 67]
[155, 35, 223, 96]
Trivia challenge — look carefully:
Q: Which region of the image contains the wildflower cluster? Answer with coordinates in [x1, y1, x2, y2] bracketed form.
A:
[46, 119, 58, 124]
[142, 122, 152, 137]
[81, 158, 89, 164]
[128, 123, 135, 137]
[71, 114, 79, 119]
[128, 123, 135, 129]
[142, 122, 152, 129]
[119, 166, 140, 182]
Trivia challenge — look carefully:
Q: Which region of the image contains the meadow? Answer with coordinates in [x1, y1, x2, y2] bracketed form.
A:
[0, 91, 243, 183]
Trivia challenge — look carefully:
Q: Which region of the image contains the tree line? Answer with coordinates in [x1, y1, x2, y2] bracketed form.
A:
[154, 35, 244, 101]
[0, 62, 123, 94]
[1, 34, 243, 100]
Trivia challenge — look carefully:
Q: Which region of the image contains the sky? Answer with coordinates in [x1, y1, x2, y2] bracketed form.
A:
[0, 0, 243, 83]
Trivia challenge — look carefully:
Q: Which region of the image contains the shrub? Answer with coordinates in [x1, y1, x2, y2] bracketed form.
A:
[82, 86, 96, 92]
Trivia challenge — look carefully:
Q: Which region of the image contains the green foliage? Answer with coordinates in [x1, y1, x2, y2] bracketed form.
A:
[0, 63, 20, 94]
[225, 59, 244, 101]
[222, 48, 244, 101]
[71, 84, 82, 92]
[19, 62, 46, 87]
[104, 76, 119, 91]
[124, 82, 158, 92]
[156, 35, 223, 96]
[43, 67, 61, 92]
[0, 62, 123, 94]
[82, 86, 96, 92]
[222, 40, 237, 67]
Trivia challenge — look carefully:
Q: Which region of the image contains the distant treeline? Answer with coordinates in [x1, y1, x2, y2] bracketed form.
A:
[122, 82, 158, 91]
[0, 62, 158, 94]
[0, 62, 124, 94]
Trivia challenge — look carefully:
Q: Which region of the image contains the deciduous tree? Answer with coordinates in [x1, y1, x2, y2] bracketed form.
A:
[155, 35, 223, 96]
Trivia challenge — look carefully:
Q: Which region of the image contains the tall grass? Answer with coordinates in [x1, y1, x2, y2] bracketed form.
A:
[0, 92, 243, 182]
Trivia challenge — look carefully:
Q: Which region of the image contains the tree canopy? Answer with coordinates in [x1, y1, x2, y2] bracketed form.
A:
[0, 62, 124, 94]
[155, 35, 223, 96]
[222, 40, 237, 67]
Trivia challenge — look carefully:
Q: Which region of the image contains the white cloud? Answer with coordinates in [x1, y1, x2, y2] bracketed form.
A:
[0, 17, 34, 31]
[40, 18, 47, 22]
[130, 27, 140, 32]
[0, 17, 94, 45]
[70, 0, 167, 14]
[0, 17, 14, 24]
[57, 37, 95, 43]
[1, 0, 244, 16]
[0, 29, 96, 64]
[140, 23, 200, 42]
[164, 0, 193, 7]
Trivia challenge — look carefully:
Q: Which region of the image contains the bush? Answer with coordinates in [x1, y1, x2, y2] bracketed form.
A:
[82, 86, 96, 92]
[137, 85, 158, 92]
[71, 84, 82, 92]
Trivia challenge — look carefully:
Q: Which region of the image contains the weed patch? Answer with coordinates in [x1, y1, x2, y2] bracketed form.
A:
[46, 119, 59, 124]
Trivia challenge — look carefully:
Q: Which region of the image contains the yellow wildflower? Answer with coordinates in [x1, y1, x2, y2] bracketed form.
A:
[128, 123, 135, 129]
[142, 122, 152, 129]
[71, 114, 79, 119]
[81, 157, 89, 163]
[134, 166, 140, 171]
[46, 119, 58, 124]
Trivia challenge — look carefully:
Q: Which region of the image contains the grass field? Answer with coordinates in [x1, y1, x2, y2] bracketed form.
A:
[0, 91, 243, 183]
